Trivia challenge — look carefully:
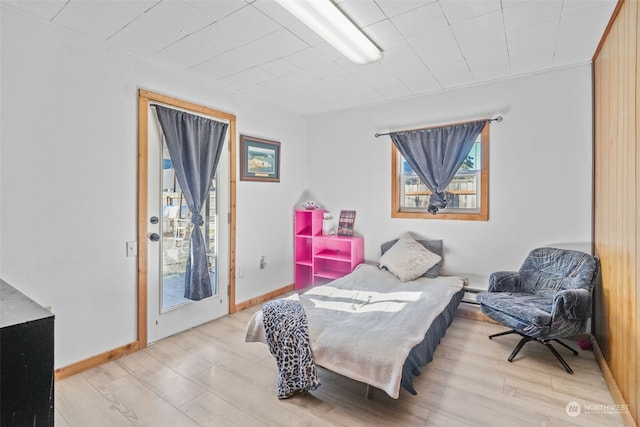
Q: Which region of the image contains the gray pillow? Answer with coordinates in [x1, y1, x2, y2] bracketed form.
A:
[378, 233, 441, 282]
[381, 238, 443, 278]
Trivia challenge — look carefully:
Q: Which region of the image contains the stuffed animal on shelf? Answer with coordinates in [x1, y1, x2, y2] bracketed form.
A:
[304, 200, 319, 210]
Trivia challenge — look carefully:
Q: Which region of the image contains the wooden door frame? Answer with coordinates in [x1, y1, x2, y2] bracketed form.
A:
[137, 88, 237, 348]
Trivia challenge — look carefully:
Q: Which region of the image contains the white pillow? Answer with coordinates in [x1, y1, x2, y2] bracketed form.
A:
[378, 232, 442, 282]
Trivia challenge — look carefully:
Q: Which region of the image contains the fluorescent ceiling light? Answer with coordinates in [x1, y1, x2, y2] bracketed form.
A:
[274, 0, 383, 65]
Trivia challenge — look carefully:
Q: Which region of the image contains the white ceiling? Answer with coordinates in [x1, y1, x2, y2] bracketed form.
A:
[4, 0, 617, 116]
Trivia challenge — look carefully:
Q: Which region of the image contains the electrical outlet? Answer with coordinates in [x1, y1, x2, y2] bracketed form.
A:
[260, 255, 267, 270]
[126, 241, 138, 257]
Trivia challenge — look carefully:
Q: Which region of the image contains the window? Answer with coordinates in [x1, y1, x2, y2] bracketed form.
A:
[391, 123, 489, 220]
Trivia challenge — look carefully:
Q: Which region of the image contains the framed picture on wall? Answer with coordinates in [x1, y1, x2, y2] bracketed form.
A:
[240, 135, 281, 182]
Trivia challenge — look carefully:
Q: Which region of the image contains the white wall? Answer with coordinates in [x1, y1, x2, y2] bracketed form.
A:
[307, 65, 594, 276]
[0, 8, 308, 368]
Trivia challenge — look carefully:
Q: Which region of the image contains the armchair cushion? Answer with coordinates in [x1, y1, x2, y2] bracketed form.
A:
[518, 248, 597, 296]
[552, 288, 592, 320]
[476, 292, 552, 327]
[488, 271, 521, 292]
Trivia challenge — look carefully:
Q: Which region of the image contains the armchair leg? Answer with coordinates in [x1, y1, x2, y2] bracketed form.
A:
[508, 336, 534, 362]
[552, 339, 579, 356]
[489, 329, 578, 374]
[488, 329, 519, 340]
[543, 341, 574, 374]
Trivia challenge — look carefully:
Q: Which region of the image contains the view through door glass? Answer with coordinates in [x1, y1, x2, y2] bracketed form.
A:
[161, 141, 218, 311]
[143, 95, 230, 345]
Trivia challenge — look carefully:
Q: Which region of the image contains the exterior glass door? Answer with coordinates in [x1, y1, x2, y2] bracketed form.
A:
[146, 104, 229, 343]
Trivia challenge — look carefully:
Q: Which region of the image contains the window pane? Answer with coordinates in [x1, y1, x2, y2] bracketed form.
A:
[400, 139, 482, 213]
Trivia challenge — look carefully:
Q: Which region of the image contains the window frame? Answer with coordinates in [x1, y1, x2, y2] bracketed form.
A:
[391, 122, 489, 221]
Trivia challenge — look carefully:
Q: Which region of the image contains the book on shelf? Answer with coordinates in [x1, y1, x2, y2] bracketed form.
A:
[337, 210, 356, 236]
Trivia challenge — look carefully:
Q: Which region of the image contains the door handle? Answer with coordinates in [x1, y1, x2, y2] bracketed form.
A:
[149, 233, 160, 242]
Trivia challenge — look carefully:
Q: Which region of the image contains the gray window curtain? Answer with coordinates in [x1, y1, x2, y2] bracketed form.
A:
[391, 120, 486, 214]
[154, 105, 229, 301]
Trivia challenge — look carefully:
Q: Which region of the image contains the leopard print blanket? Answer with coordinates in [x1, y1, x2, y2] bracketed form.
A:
[262, 298, 321, 398]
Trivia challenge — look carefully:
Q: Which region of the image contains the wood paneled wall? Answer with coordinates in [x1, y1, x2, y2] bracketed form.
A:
[593, 1, 639, 425]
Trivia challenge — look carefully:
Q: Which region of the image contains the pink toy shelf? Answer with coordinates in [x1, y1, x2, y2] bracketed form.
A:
[294, 209, 364, 289]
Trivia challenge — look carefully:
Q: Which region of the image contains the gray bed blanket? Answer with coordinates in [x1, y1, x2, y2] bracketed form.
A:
[246, 264, 464, 398]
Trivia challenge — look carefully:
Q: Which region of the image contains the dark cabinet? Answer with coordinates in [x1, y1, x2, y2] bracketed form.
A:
[1, 279, 55, 426]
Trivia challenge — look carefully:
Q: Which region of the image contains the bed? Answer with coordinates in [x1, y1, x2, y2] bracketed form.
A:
[245, 232, 465, 399]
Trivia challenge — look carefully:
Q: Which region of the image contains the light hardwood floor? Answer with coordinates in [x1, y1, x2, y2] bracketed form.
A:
[55, 304, 626, 426]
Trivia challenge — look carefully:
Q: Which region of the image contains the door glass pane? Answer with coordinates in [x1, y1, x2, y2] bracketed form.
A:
[160, 142, 217, 311]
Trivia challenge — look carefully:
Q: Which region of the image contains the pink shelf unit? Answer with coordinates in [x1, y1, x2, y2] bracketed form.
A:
[294, 209, 364, 289]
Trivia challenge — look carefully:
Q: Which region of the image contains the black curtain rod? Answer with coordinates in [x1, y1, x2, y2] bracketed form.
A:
[374, 116, 503, 138]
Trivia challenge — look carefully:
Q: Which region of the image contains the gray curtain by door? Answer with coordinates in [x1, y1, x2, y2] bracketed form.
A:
[154, 105, 229, 301]
[391, 120, 486, 214]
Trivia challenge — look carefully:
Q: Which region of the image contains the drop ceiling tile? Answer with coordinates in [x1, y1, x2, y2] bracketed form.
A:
[372, 79, 413, 99]
[337, 0, 386, 27]
[554, 5, 613, 65]
[429, 59, 474, 88]
[375, 0, 433, 19]
[381, 41, 440, 93]
[561, 0, 617, 17]
[66, 1, 156, 35]
[121, 1, 212, 38]
[243, 28, 308, 59]
[236, 81, 283, 99]
[390, 2, 448, 39]
[3, 0, 67, 21]
[506, 20, 557, 74]
[218, 67, 274, 89]
[307, 62, 351, 81]
[409, 28, 473, 87]
[308, 42, 351, 64]
[502, 0, 562, 32]
[212, 4, 282, 42]
[191, 29, 306, 78]
[259, 59, 302, 77]
[106, 1, 217, 55]
[148, 46, 202, 70]
[466, 49, 511, 82]
[408, 26, 463, 64]
[451, 10, 507, 57]
[108, 26, 170, 56]
[185, 0, 248, 21]
[328, 84, 385, 110]
[167, 5, 283, 64]
[348, 62, 389, 83]
[256, 70, 324, 91]
[251, 0, 300, 27]
[439, 0, 501, 24]
[363, 19, 404, 47]
[189, 55, 238, 79]
[285, 21, 325, 46]
[350, 64, 413, 98]
[163, 32, 227, 66]
[282, 47, 334, 71]
[52, 3, 122, 40]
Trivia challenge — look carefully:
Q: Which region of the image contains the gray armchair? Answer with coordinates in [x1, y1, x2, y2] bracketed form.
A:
[476, 247, 599, 373]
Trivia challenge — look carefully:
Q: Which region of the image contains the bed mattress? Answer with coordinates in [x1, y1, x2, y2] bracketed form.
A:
[246, 264, 465, 398]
